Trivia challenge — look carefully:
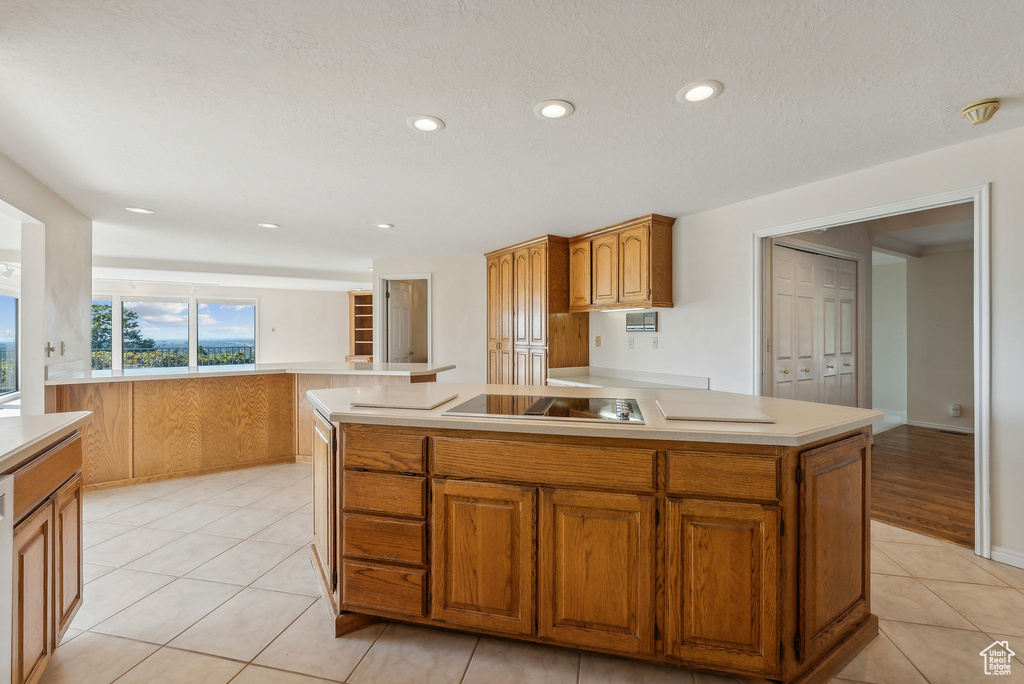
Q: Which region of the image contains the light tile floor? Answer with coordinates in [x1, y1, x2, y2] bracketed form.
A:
[44, 462, 1024, 684]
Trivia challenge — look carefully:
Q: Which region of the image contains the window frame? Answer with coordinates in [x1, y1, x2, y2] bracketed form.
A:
[92, 293, 261, 371]
[0, 283, 20, 403]
[195, 297, 259, 367]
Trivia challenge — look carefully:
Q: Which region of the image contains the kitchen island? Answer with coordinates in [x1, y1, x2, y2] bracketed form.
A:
[306, 383, 881, 684]
[45, 362, 454, 488]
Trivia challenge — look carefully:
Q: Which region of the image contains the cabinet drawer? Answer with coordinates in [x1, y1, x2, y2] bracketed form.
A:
[344, 471, 425, 518]
[666, 451, 779, 502]
[12, 434, 82, 524]
[433, 438, 655, 491]
[344, 514, 425, 565]
[342, 560, 426, 616]
[344, 429, 425, 473]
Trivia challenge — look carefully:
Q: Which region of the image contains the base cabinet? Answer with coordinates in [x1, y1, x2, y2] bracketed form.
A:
[12, 501, 53, 684]
[430, 480, 535, 634]
[665, 499, 780, 675]
[53, 474, 83, 641]
[538, 489, 655, 654]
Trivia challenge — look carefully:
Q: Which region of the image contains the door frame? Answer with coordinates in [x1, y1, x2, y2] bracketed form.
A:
[374, 273, 432, 363]
[751, 184, 991, 559]
[766, 238, 866, 407]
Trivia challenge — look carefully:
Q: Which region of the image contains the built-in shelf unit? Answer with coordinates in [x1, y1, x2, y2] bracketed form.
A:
[348, 290, 374, 361]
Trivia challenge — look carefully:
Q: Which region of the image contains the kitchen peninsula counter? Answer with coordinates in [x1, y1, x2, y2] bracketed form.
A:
[45, 362, 455, 488]
[307, 383, 879, 684]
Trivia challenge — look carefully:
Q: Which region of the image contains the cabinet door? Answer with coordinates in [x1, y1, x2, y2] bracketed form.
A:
[538, 489, 655, 654]
[528, 243, 548, 346]
[618, 224, 650, 304]
[12, 500, 53, 684]
[486, 256, 501, 350]
[569, 240, 592, 309]
[431, 480, 535, 634]
[513, 248, 530, 347]
[311, 412, 336, 588]
[529, 348, 547, 386]
[591, 234, 619, 306]
[799, 434, 869, 664]
[513, 347, 530, 386]
[499, 348, 514, 385]
[53, 474, 83, 642]
[665, 499, 780, 675]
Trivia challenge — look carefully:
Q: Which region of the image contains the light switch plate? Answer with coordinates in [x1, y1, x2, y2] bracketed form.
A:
[628, 336, 634, 349]
[595, 336, 601, 347]
[652, 337, 658, 349]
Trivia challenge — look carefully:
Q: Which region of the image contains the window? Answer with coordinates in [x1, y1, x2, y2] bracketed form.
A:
[198, 301, 256, 365]
[122, 299, 189, 368]
[91, 297, 113, 370]
[0, 294, 17, 394]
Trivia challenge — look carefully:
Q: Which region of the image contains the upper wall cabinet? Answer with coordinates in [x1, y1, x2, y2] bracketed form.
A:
[568, 214, 675, 312]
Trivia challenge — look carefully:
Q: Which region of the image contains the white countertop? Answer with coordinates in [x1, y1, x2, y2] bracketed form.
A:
[547, 366, 710, 390]
[0, 412, 92, 474]
[307, 383, 881, 447]
[45, 362, 456, 386]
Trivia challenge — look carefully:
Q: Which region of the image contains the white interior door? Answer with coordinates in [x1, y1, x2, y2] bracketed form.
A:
[772, 245, 858, 406]
[387, 281, 413, 363]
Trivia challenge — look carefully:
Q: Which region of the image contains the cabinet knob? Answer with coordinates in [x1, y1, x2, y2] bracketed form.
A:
[827, 364, 835, 369]
[780, 369, 789, 375]
[844, 362, 852, 367]
[801, 368, 811, 373]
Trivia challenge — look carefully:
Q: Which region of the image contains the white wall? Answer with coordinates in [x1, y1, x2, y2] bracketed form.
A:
[0, 151, 92, 413]
[872, 261, 908, 413]
[597, 126, 1022, 559]
[907, 249, 973, 430]
[93, 280, 350, 364]
[372, 254, 485, 384]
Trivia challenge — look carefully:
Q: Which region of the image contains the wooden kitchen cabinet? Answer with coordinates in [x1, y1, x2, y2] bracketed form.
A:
[12, 500, 53, 684]
[665, 499, 780, 674]
[538, 488, 655, 654]
[591, 233, 619, 306]
[431, 480, 535, 634]
[311, 411, 336, 589]
[568, 214, 675, 312]
[568, 239, 591, 308]
[485, 236, 588, 384]
[53, 474, 83, 641]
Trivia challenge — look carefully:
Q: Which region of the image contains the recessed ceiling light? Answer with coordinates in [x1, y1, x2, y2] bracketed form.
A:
[407, 115, 445, 132]
[376, 223, 394, 229]
[676, 81, 724, 103]
[257, 222, 280, 228]
[125, 206, 155, 214]
[534, 99, 575, 120]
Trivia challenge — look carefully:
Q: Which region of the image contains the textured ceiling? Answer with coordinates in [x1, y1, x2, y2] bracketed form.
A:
[1, 0, 1022, 276]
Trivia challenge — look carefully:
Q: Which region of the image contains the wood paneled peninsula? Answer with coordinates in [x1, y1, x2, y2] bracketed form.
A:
[44, 362, 454, 489]
[306, 384, 881, 684]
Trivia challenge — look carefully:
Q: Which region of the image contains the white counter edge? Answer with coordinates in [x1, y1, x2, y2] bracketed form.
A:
[0, 411, 92, 474]
[45, 364, 457, 386]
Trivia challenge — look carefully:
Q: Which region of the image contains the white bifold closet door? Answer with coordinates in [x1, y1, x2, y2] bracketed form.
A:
[772, 245, 857, 407]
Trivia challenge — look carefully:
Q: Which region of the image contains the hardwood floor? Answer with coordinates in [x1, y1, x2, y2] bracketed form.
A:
[871, 424, 974, 547]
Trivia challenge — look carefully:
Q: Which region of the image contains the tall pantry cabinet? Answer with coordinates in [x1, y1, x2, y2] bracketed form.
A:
[486, 236, 588, 385]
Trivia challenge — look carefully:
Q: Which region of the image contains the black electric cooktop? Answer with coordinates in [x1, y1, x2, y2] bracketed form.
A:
[443, 394, 644, 424]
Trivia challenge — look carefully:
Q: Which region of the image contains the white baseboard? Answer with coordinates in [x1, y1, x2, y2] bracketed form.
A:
[991, 546, 1024, 570]
[906, 419, 974, 435]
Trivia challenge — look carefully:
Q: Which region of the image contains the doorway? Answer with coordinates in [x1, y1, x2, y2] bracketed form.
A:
[753, 185, 991, 556]
[377, 276, 430, 363]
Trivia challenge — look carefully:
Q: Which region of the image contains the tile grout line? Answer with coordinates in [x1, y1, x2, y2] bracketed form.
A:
[875, 621, 934, 684]
[345, 621, 393, 683]
[456, 634, 482, 684]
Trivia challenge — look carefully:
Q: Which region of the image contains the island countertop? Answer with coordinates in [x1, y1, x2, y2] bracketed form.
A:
[45, 361, 456, 386]
[307, 382, 881, 446]
[0, 411, 92, 474]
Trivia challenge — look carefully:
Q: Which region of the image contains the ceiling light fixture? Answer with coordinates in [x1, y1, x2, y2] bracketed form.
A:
[961, 98, 1000, 125]
[125, 206, 155, 214]
[676, 80, 724, 103]
[257, 222, 280, 229]
[533, 99, 575, 120]
[407, 115, 445, 132]
[376, 223, 394, 229]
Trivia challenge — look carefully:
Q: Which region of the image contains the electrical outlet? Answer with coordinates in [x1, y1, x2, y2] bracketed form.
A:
[628, 336, 634, 349]
[652, 337, 658, 349]
[594, 335, 601, 347]
[950, 403, 962, 418]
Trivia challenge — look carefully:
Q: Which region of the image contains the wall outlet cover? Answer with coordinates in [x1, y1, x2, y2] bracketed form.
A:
[595, 335, 601, 347]
[652, 337, 658, 349]
[628, 336, 634, 349]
